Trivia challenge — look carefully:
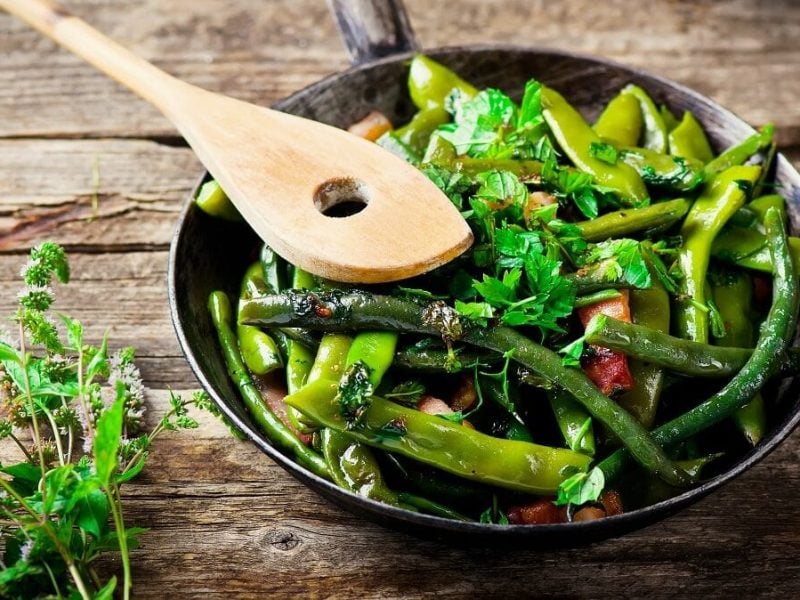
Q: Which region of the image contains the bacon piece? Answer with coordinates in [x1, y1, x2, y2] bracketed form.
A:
[507, 499, 567, 525]
[347, 110, 393, 141]
[577, 290, 634, 395]
[253, 373, 312, 445]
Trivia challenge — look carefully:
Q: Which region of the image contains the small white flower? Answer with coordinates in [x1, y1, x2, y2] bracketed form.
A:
[20, 539, 33, 561]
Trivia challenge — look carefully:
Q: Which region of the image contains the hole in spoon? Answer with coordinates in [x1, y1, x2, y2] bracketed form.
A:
[314, 177, 370, 218]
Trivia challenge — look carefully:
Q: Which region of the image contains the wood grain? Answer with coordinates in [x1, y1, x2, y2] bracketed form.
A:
[2, 0, 800, 597]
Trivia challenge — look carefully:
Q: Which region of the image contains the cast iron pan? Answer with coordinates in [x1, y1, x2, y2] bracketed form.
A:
[168, 0, 800, 545]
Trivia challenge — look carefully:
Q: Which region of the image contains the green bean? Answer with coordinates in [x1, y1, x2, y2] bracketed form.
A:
[194, 179, 241, 221]
[393, 346, 496, 372]
[237, 263, 283, 375]
[586, 314, 800, 378]
[599, 206, 799, 482]
[704, 124, 774, 178]
[574, 290, 624, 309]
[396, 492, 473, 521]
[575, 198, 692, 242]
[207, 291, 328, 478]
[241, 292, 690, 486]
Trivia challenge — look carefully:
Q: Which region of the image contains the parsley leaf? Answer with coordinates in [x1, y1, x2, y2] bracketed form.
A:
[581, 239, 652, 289]
[474, 169, 528, 208]
[454, 300, 495, 326]
[336, 360, 374, 427]
[439, 88, 517, 156]
[589, 141, 619, 165]
[495, 228, 543, 270]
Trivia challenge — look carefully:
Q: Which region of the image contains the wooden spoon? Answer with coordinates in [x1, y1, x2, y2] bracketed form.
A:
[1, 0, 473, 283]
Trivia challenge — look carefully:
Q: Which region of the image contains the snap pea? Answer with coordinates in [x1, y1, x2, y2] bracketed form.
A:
[548, 389, 595, 456]
[207, 291, 329, 478]
[619, 275, 670, 429]
[307, 334, 353, 384]
[395, 107, 449, 154]
[320, 428, 398, 504]
[541, 86, 649, 205]
[660, 104, 680, 133]
[668, 111, 714, 163]
[346, 331, 398, 386]
[237, 263, 283, 375]
[621, 85, 668, 153]
[194, 179, 241, 221]
[711, 272, 765, 445]
[593, 92, 643, 146]
[241, 292, 691, 486]
[408, 54, 477, 110]
[704, 124, 774, 178]
[599, 207, 799, 482]
[575, 198, 691, 242]
[286, 378, 591, 494]
[619, 147, 703, 191]
[674, 165, 761, 342]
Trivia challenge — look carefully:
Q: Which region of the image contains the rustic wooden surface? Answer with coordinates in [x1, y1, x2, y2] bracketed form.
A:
[2, 0, 800, 597]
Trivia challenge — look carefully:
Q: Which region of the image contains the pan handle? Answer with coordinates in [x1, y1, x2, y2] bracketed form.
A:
[326, 0, 419, 65]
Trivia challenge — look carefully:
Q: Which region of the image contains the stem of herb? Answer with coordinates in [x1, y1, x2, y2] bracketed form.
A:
[106, 483, 132, 600]
[18, 322, 48, 509]
[8, 432, 34, 462]
[41, 405, 66, 466]
[0, 478, 92, 600]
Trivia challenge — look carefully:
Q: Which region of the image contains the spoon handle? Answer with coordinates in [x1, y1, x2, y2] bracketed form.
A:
[0, 0, 190, 116]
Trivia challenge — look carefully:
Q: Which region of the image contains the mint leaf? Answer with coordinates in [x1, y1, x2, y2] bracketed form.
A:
[94, 393, 126, 486]
[474, 169, 528, 208]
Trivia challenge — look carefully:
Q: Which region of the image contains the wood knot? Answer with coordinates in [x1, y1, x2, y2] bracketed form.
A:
[265, 529, 301, 551]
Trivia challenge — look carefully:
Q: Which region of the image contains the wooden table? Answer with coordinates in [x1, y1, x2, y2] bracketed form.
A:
[2, 0, 800, 596]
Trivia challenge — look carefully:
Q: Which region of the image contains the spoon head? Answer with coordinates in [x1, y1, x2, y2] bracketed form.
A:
[180, 94, 473, 283]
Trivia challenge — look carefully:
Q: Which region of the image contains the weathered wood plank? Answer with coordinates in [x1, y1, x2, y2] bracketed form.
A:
[0, 139, 198, 250]
[3, 0, 800, 597]
[1, 0, 800, 139]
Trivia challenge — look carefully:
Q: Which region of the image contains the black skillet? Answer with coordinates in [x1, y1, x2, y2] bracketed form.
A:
[168, 0, 800, 545]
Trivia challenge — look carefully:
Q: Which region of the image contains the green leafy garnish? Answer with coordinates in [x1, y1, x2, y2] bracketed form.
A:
[383, 381, 425, 405]
[589, 141, 619, 165]
[336, 360, 374, 427]
[454, 300, 495, 326]
[555, 466, 605, 506]
[581, 239, 652, 289]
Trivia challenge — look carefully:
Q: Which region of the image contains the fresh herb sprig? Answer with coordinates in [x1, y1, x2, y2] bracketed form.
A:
[0, 243, 221, 600]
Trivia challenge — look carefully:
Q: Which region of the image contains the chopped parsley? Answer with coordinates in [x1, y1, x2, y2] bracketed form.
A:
[589, 141, 619, 165]
[336, 360, 374, 427]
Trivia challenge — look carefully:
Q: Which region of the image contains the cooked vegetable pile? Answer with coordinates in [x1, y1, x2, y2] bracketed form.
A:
[198, 55, 800, 524]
